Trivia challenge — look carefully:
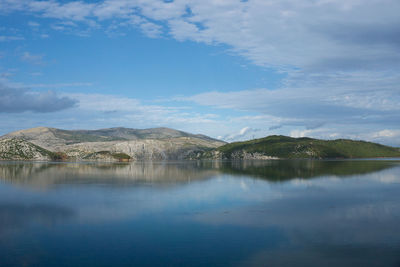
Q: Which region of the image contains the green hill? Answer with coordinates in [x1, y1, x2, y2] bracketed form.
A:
[212, 135, 400, 159]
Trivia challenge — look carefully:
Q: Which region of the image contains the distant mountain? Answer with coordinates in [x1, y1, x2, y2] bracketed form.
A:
[204, 135, 400, 159]
[0, 127, 226, 161]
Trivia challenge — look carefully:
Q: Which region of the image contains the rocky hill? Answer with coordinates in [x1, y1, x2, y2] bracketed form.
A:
[0, 138, 54, 161]
[3, 128, 399, 161]
[0, 127, 226, 161]
[205, 135, 400, 159]
[2, 127, 222, 149]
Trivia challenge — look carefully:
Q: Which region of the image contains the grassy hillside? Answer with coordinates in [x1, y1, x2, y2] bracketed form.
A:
[216, 135, 400, 159]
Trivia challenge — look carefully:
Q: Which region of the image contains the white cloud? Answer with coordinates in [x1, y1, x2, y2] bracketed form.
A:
[3, 0, 399, 72]
[28, 0, 96, 21]
[139, 22, 163, 38]
[372, 130, 400, 139]
[181, 72, 400, 129]
[60, 92, 223, 134]
[222, 126, 262, 142]
[290, 129, 316, 138]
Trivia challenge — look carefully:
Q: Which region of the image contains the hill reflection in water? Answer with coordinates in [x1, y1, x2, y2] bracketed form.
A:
[0, 159, 398, 188]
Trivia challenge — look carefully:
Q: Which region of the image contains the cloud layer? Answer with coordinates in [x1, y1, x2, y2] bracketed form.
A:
[2, 0, 399, 71]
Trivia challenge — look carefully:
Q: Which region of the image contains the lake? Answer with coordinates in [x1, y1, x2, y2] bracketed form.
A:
[0, 160, 400, 266]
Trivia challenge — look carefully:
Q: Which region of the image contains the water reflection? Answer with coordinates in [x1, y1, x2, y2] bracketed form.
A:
[0, 161, 219, 188]
[0, 160, 398, 188]
[0, 160, 399, 266]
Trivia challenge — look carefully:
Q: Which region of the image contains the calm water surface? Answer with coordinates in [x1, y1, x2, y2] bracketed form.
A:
[0, 160, 400, 266]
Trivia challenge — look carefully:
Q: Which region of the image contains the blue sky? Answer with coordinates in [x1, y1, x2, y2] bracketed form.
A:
[0, 0, 399, 146]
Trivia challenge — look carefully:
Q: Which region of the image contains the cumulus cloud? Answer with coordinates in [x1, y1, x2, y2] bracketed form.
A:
[0, 83, 78, 113]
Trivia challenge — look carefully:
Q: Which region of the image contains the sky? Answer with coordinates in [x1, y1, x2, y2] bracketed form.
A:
[0, 0, 399, 146]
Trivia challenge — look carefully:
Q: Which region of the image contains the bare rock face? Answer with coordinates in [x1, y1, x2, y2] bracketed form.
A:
[230, 150, 279, 160]
[61, 137, 223, 161]
[0, 127, 226, 161]
[0, 139, 52, 161]
[200, 150, 279, 160]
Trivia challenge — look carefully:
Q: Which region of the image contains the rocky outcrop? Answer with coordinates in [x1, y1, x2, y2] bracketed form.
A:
[201, 150, 279, 160]
[0, 138, 53, 161]
[230, 150, 279, 160]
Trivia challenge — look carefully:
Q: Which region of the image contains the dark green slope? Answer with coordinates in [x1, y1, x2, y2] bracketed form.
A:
[216, 135, 400, 159]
